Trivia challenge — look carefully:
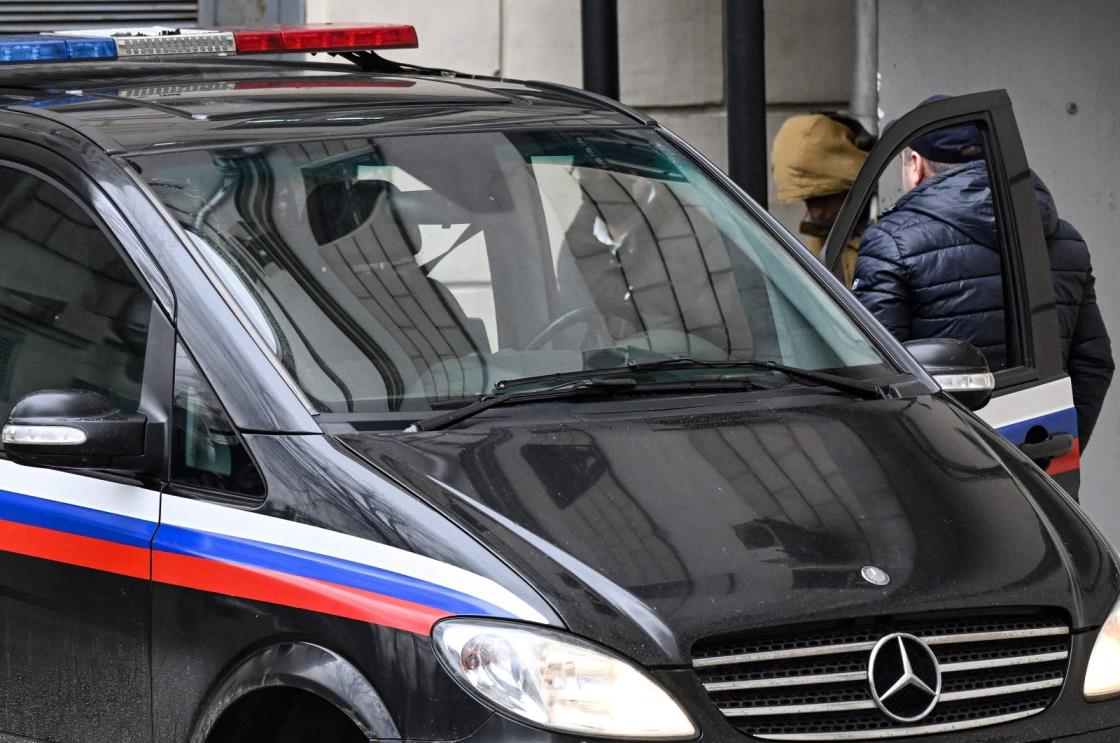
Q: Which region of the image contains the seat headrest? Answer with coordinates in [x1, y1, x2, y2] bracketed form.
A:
[306, 179, 421, 252]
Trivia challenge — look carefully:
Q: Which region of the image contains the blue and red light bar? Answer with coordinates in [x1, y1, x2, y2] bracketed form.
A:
[0, 24, 418, 65]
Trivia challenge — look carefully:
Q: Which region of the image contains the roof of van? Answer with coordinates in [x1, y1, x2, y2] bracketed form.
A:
[0, 59, 640, 154]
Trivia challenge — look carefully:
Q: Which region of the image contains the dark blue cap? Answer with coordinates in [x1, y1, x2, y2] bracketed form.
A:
[890, 95, 985, 164]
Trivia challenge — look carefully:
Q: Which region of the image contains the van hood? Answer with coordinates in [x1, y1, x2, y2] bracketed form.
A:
[337, 391, 1116, 665]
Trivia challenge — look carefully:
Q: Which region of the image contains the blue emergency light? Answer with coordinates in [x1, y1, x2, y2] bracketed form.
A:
[0, 34, 117, 63]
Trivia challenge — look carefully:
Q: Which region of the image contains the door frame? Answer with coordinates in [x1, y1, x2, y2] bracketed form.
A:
[823, 90, 1063, 393]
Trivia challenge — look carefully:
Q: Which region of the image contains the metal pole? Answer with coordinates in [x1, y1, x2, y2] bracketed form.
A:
[581, 0, 619, 99]
[724, 0, 767, 206]
[851, 0, 879, 134]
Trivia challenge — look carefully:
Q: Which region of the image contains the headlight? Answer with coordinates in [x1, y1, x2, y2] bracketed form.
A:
[1085, 597, 1120, 701]
[432, 619, 697, 739]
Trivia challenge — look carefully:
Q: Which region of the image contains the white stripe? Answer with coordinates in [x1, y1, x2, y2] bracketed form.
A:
[161, 494, 552, 625]
[0, 458, 158, 523]
[975, 377, 1074, 430]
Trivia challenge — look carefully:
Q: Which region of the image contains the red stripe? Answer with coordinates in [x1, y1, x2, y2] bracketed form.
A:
[0, 518, 149, 579]
[1046, 437, 1081, 476]
[153, 550, 449, 635]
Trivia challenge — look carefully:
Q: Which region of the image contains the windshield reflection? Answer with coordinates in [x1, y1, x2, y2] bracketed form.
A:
[139, 129, 888, 414]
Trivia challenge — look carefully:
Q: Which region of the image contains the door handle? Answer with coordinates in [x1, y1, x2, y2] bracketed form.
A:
[1019, 432, 1075, 463]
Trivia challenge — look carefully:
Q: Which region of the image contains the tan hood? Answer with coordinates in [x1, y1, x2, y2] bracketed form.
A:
[771, 114, 868, 204]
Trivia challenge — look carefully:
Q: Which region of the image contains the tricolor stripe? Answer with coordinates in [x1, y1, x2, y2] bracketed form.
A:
[157, 495, 550, 630]
[0, 459, 157, 581]
[0, 459, 549, 635]
[976, 377, 1080, 477]
[153, 523, 511, 618]
[993, 407, 1078, 447]
[153, 550, 450, 632]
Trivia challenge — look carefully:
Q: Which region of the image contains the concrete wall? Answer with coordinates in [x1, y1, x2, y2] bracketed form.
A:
[879, 0, 1120, 546]
[301, 0, 856, 233]
[203, 0, 303, 25]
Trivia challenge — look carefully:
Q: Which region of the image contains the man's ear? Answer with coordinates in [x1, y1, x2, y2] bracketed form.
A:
[912, 151, 935, 186]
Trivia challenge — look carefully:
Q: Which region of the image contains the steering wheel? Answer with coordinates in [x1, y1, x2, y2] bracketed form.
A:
[525, 302, 640, 351]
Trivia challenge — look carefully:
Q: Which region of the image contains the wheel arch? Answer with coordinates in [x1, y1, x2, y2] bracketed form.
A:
[188, 641, 400, 743]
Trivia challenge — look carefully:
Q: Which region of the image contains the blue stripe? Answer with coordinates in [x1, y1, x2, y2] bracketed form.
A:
[996, 408, 1078, 447]
[0, 488, 155, 548]
[153, 524, 514, 619]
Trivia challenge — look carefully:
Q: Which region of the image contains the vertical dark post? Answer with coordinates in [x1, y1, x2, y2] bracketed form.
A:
[724, 0, 767, 206]
[851, 0, 879, 134]
[581, 0, 619, 99]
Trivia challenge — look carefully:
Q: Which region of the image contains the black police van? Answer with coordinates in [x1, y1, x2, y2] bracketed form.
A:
[0, 23, 1115, 743]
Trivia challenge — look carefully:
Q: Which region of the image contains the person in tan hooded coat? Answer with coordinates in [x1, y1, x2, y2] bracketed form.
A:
[770, 112, 874, 287]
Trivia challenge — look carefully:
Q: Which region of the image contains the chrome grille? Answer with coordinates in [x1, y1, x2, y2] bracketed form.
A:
[692, 611, 1070, 740]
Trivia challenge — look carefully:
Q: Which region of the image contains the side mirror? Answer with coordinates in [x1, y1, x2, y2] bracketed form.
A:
[2, 389, 147, 471]
[903, 338, 994, 411]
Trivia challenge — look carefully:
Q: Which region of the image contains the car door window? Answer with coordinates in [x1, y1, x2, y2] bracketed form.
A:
[843, 120, 1016, 372]
[172, 343, 265, 498]
[0, 166, 152, 444]
[825, 93, 1060, 391]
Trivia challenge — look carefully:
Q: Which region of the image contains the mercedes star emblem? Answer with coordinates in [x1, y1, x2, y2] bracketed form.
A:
[867, 633, 942, 723]
[861, 565, 891, 586]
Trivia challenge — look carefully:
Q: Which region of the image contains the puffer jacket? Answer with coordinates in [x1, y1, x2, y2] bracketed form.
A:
[1037, 177, 1115, 447]
[854, 161, 1114, 446]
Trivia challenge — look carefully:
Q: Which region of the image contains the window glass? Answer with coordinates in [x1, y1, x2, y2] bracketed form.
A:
[137, 129, 891, 416]
[172, 344, 264, 497]
[844, 121, 1015, 372]
[0, 167, 150, 445]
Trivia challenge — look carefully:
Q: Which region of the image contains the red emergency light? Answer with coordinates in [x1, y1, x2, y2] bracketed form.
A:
[233, 24, 419, 54]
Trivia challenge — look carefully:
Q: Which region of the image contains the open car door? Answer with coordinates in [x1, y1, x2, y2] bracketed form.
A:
[823, 91, 1081, 497]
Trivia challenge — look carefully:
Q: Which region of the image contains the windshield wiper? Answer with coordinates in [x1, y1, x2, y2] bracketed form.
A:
[631, 358, 886, 399]
[494, 356, 886, 400]
[405, 377, 639, 432]
[406, 358, 884, 433]
[405, 372, 774, 433]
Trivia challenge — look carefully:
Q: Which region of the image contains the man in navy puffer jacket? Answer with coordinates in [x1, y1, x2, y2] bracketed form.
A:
[854, 119, 1114, 448]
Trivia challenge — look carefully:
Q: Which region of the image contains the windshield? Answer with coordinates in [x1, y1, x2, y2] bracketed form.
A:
[136, 128, 891, 414]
